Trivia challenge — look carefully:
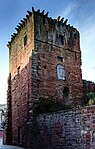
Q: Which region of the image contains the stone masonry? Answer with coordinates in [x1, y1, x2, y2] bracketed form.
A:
[6, 7, 83, 148]
[33, 105, 95, 149]
[83, 80, 95, 94]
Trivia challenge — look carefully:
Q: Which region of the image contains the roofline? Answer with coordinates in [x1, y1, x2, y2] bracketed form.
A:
[7, 6, 78, 47]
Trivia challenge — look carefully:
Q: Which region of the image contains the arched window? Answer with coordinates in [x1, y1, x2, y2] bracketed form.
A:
[57, 64, 65, 80]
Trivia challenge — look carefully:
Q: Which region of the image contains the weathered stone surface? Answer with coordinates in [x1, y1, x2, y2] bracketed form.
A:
[31, 106, 95, 149]
[33, 11, 83, 106]
[6, 8, 83, 148]
[4, 73, 12, 145]
[83, 80, 95, 94]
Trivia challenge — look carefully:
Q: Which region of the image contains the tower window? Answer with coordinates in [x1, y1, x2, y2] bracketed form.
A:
[63, 87, 69, 98]
[17, 66, 20, 76]
[57, 64, 65, 80]
[24, 35, 27, 46]
[18, 126, 23, 144]
[75, 52, 77, 61]
[57, 56, 63, 62]
[58, 35, 64, 45]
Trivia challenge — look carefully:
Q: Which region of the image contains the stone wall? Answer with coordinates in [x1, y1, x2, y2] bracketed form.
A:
[11, 62, 31, 146]
[28, 106, 95, 149]
[83, 80, 95, 94]
[6, 8, 83, 148]
[5, 73, 12, 144]
[34, 11, 83, 106]
[6, 12, 34, 146]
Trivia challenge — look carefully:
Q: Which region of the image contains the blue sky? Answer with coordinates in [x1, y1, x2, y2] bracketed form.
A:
[0, 0, 95, 104]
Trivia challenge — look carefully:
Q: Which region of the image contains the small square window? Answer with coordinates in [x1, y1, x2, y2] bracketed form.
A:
[57, 56, 63, 62]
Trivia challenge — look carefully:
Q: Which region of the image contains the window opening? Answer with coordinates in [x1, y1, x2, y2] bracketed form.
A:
[75, 52, 77, 61]
[44, 66, 46, 69]
[46, 31, 48, 39]
[63, 87, 69, 98]
[58, 35, 64, 45]
[18, 126, 23, 144]
[57, 56, 63, 62]
[57, 64, 65, 80]
[17, 66, 20, 76]
[24, 35, 27, 46]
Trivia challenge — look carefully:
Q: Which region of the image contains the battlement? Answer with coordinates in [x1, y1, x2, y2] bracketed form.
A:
[7, 7, 78, 48]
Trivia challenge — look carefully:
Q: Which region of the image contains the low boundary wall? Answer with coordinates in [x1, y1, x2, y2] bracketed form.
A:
[29, 105, 95, 149]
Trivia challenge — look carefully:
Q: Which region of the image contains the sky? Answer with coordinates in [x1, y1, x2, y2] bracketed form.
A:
[0, 0, 95, 104]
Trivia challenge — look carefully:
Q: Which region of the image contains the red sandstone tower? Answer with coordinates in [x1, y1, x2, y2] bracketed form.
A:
[5, 7, 83, 147]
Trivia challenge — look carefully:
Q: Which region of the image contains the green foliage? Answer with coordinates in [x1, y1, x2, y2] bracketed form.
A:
[82, 92, 95, 106]
[87, 92, 95, 105]
[88, 98, 94, 105]
[87, 92, 95, 100]
[33, 97, 73, 115]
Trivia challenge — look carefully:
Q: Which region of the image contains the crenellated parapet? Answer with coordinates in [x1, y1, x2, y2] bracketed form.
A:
[7, 7, 77, 48]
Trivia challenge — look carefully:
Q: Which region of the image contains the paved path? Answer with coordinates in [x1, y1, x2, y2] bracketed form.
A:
[0, 145, 25, 149]
[0, 137, 25, 149]
[0, 138, 2, 145]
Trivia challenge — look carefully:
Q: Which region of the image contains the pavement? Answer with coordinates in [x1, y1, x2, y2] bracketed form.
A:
[0, 145, 25, 149]
[0, 137, 25, 149]
[0, 138, 2, 145]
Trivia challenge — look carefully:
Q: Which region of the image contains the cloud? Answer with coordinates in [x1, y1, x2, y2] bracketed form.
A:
[80, 22, 95, 82]
[63, 2, 77, 18]
[81, 24, 95, 51]
[59, 0, 95, 82]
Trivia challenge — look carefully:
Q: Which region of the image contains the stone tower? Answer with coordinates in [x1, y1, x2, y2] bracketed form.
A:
[6, 7, 83, 147]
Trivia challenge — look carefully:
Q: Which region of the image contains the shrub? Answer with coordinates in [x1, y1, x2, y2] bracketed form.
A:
[33, 97, 73, 115]
[82, 92, 95, 106]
